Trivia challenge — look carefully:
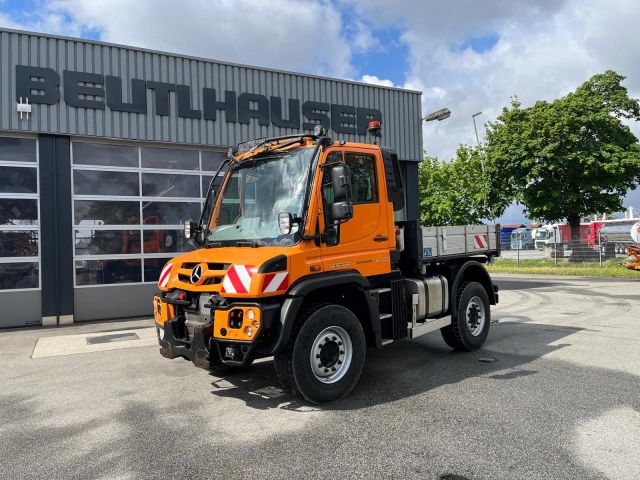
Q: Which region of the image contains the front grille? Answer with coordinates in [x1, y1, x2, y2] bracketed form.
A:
[178, 262, 228, 285]
[181, 262, 229, 270]
[178, 274, 223, 284]
[208, 263, 230, 270]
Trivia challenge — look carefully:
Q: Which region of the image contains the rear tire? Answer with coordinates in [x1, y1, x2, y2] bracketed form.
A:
[441, 281, 491, 351]
[274, 303, 366, 404]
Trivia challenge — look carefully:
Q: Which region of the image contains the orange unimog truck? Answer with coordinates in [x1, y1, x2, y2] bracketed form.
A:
[153, 123, 500, 404]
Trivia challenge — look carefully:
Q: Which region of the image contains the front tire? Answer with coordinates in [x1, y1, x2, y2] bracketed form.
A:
[441, 282, 491, 351]
[274, 303, 366, 404]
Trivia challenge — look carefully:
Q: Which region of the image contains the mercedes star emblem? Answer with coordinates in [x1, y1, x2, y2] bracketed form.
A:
[190, 264, 203, 284]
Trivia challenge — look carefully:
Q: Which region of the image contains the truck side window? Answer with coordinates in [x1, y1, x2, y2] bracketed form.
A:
[344, 153, 378, 204]
[322, 152, 379, 209]
[219, 173, 240, 224]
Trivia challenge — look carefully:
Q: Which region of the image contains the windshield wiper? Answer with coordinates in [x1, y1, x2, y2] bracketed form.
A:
[235, 241, 259, 248]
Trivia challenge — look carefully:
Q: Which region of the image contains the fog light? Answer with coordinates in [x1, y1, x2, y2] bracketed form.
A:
[244, 326, 254, 337]
[247, 309, 255, 320]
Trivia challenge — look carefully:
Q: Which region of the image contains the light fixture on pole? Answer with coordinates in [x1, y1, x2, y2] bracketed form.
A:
[424, 108, 451, 122]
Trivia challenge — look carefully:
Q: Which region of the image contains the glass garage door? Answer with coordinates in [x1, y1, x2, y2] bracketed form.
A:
[70, 141, 225, 319]
[0, 136, 41, 326]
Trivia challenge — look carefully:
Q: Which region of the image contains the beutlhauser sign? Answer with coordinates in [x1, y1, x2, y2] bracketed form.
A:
[15, 65, 382, 135]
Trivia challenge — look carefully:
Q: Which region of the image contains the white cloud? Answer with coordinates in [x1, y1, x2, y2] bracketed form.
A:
[350, 20, 380, 53]
[4, 0, 640, 171]
[0, 7, 84, 37]
[1, 0, 362, 79]
[360, 74, 395, 87]
[0, 12, 21, 30]
[346, 0, 640, 161]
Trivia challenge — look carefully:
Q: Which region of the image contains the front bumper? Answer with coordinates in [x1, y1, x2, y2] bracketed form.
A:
[157, 317, 257, 369]
[155, 294, 281, 369]
[157, 318, 213, 369]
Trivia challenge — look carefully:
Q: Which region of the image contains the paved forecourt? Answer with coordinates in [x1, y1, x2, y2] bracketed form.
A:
[1, 274, 639, 480]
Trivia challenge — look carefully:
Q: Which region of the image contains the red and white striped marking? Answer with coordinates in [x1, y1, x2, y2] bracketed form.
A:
[474, 234, 489, 249]
[158, 263, 173, 289]
[262, 272, 289, 293]
[221, 265, 256, 294]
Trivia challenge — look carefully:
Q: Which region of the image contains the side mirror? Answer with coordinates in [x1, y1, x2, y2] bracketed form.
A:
[331, 202, 353, 222]
[278, 212, 293, 235]
[184, 219, 204, 246]
[329, 164, 353, 223]
[331, 164, 352, 203]
[184, 219, 197, 239]
[323, 226, 339, 246]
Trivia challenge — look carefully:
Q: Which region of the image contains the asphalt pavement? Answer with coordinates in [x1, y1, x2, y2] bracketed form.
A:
[1, 274, 639, 480]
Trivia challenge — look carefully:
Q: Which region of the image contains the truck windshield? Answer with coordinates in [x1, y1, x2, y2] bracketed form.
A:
[206, 147, 314, 246]
[536, 230, 550, 240]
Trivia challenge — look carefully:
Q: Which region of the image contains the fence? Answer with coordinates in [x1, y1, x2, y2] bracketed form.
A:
[499, 229, 637, 270]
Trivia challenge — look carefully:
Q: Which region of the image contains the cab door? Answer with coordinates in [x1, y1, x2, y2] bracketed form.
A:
[319, 147, 392, 277]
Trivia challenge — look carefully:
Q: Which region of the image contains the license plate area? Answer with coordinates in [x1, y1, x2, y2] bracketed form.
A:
[184, 299, 210, 339]
[184, 309, 204, 321]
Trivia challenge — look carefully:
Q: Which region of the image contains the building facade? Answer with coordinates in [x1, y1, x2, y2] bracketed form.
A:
[0, 28, 423, 328]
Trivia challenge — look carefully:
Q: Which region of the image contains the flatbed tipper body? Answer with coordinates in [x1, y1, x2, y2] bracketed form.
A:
[402, 223, 500, 263]
[152, 125, 501, 403]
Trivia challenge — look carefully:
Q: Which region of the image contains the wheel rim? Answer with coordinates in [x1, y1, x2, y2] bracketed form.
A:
[310, 326, 352, 384]
[465, 296, 486, 337]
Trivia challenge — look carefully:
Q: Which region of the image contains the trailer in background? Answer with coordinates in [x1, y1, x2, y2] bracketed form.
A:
[510, 227, 534, 250]
[600, 220, 640, 255]
[587, 221, 606, 249]
[499, 224, 524, 250]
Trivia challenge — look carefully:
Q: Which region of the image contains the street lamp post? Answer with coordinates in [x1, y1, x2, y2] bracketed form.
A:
[472, 111, 483, 147]
[472, 111, 485, 173]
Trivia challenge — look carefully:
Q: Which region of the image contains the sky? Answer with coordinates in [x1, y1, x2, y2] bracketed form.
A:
[1, 0, 639, 223]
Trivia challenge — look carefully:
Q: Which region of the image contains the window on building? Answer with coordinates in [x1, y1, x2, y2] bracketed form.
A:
[71, 141, 225, 286]
[0, 137, 40, 290]
[141, 147, 199, 170]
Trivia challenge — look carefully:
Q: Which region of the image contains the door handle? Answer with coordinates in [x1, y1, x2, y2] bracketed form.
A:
[373, 235, 388, 242]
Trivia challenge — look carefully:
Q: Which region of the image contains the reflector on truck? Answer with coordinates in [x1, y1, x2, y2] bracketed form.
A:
[221, 265, 256, 294]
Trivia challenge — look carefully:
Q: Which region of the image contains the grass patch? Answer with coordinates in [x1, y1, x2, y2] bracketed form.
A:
[486, 258, 640, 278]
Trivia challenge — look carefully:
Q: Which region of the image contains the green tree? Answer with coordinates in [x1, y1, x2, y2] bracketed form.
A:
[419, 145, 508, 225]
[485, 70, 640, 241]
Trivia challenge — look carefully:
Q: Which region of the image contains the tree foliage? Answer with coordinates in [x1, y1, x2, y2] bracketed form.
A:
[485, 70, 640, 239]
[418, 145, 509, 226]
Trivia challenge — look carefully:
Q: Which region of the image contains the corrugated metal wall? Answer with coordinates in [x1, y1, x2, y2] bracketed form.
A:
[0, 28, 423, 160]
